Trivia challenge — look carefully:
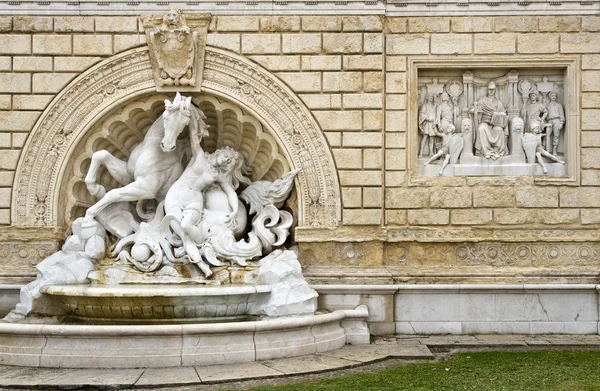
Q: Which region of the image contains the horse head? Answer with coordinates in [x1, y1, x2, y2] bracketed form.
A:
[161, 92, 192, 152]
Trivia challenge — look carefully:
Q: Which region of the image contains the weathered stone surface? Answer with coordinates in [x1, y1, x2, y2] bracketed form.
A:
[430, 187, 472, 208]
[386, 35, 429, 55]
[431, 34, 472, 54]
[113, 34, 146, 53]
[540, 209, 580, 225]
[386, 210, 407, 225]
[282, 34, 321, 54]
[299, 93, 341, 109]
[325, 132, 341, 147]
[582, 93, 600, 108]
[364, 72, 383, 92]
[582, 132, 600, 147]
[385, 18, 406, 33]
[323, 72, 362, 92]
[385, 132, 405, 148]
[452, 17, 492, 33]
[474, 33, 516, 54]
[386, 94, 406, 110]
[494, 208, 537, 225]
[539, 16, 581, 32]
[276, 72, 321, 92]
[582, 148, 600, 169]
[561, 188, 600, 207]
[314, 110, 362, 130]
[260, 16, 300, 32]
[385, 111, 406, 132]
[323, 33, 362, 53]
[343, 55, 382, 70]
[515, 186, 559, 208]
[333, 149, 362, 169]
[13, 16, 52, 32]
[0, 171, 14, 186]
[342, 187, 362, 207]
[385, 149, 405, 170]
[582, 16, 600, 32]
[207, 33, 240, 53]
[12, 133, 27, 148]
[386, 56, 406, 71]
[386, 171, 406, 187]
[301, 55, 341, 71]
[518, 34, 558, 54]
[582, 169, 600, 186]
[495, 16, 538, 32]
[73, 35, 112, 55]
[0, 73, 31, 93]
[0, 132, 10, 148]
[386, 188, 428, 209]
[407, 209, 449, 225]
[95, 16, 137, 32]
[343, 16, 383, 32]
[343, 94, 382, 109]
[0, 35, 31, 54]
[0, 94, 10, 109]
[408, 17, 449, 33]
[0, 16, 11, 32]
[13, 95, 53, 110]
[218, 16, 259, 31]
[0, 149, 20, 169]
[451, 209, 493, 225]
[33, 34, 72, 55]
[54, 56, 102, 72]
[344, 133, 382, 147]
[0, 57, 10, 71]
[242, 34, 280, 54]
[473, 187, 515, 207]
[0, 209, 10, 224]
[33, 73, 77, 94]
[386, 73, 406, 94]
[582, 109, 600, 130]
[54, 16, 94, 32]
[582, 71, 600, 92]
[363, 188, 382, 208]
[250, 55, 300, 71]
[364, 110, 383, 130]
[340, 170, 382, 186]
[0, 187, 11, 208]
[302, 16, 341, 32]
[13, 56, 52, 72]
[561, 33, 600, 53]
[581, 209, 600, 224]
[364, 33, 383, 53]
[363, 149, 382, 169]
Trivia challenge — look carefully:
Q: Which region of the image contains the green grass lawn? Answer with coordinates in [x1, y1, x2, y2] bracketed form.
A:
[245, 351, 600, 391]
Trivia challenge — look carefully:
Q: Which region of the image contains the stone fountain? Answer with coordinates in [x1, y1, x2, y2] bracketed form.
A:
[0, 9, 368, 367]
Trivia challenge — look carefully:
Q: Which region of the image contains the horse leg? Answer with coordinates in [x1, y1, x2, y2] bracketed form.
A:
[85, 150, 132, 198]
[85, 180, 157, 219]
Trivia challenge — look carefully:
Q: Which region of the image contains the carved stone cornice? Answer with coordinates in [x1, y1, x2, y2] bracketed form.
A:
[12, 46, 340, 229]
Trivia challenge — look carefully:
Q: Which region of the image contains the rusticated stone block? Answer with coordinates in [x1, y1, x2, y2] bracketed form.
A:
[363, 149, 382, 169]
[207, 33, 240, 53]
[0, 95, 10, 109]
[386, 188, 429, 209]
[407, 209, 449, 225]
[474, 33, 516, 54]
[241, 34, 280, 54]
[518, 34, 559, 54]
[515, 186, 558, 208]
[323, 33, 362, 54]
[431, 34, 472, 54]
[323, 72, 362, 92]
[276, 72, 320, 92]
[386, 35, 429, 55]
[582, 170, 600, 185]
[343, 133, 382, 147]
[0, 17, 11, 32]
[12, 133, 27, 148]
[251, 55, 300, 71]
[340, 170, 382, 186]
[95, 16, 137, 32]
[0, 188, 10, 208]
[386, 56, 406, 71]
[540, 209, 580, 225]
[452, 17, 492, 33]
[333, 149, 362, 169]
[13, 56, 52, 72]
[0, 209, 9, 225]
[260, 16, 300, 32]
[0, 35, 31, 54]
[53, 56, 102, 72]
[386, 210, 407, 225]
[218, 16, 259, 32]
[451, 209, 493, 225]
[385, 149, 405, 170]
[343, 16, 383, 32]
[325, 132, 341, 147]
[494, 209, 537, 225]
[386, 171, 406, 187]
[582, 71, 600, 92]
[342, 187, 362, 207]
[0, 74, 30, 93]
[113, 34, 146, 53]
[282, 34, 321, 54]
[582, 93, 600, 108]
[473, 186, 515, 207]
[0, 150, 21, 169]
[33, 35, 72, 55]
[386, 73, 406, 94]
[386, 111, 406, 132]
[430, 187, 472, 208]
[314, 110, 362, 131]
[495, 16, 537, 32]
[582, 148, 600, 169]
[301, 55, 341, 71]
[54, 16, 93, 32]
[385, 132, 405, 149]
[363, 188, 382, 208]
[0, 172, 14, 186]
[539, 16, 580, 32]
[364, 33, 383, 53]
[386, 94, 406, 110]
[560, 188, 600, 207]
[364, 72, 383, 93]
[343, 55, 382, 71]
[73, 35, 112, 55]
[408, 17, 450, 33]
[13, 95, 52, 110]
[582, 132, 600, 147]
[32, 73, 78, 94]
[299, 93, 341, 109]
[582, 109, 600, 130]
[302, 16, 341, 32]
[385, 18, 406, 33]
[343, 94, 382, 109]
[581, 209, 600, 224]
[13, 16, 52, 32]
[364, 110, 382, 130]
[0, 133, 10, 148]
[582, 16, 600, 32]
[561, 33, 600, 53]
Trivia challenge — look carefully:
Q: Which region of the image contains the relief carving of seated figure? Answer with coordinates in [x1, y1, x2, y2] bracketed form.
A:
[471, 81, 509, 160]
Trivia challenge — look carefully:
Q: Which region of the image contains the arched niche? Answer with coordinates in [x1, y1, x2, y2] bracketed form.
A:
[12, 47, 340, 230]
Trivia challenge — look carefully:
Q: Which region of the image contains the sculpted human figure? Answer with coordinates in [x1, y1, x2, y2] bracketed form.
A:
[436, 92, 453, 133]
[471, 81, 508, 160]
[545, 91, 565, 155]
[418, 94, 437, 158]
[522, 121, 565, 174]
[423, 124, 463, 175]
[521, 91, 548, 134]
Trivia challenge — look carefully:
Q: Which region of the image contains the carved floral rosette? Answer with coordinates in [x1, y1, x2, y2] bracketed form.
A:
[13, 47, 340, 230]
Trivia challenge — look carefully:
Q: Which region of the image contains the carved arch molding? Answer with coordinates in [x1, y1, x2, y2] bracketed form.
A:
[13, 47, 340, 229]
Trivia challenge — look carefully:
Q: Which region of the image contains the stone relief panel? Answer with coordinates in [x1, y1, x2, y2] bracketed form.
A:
[416, 67, 570, 177]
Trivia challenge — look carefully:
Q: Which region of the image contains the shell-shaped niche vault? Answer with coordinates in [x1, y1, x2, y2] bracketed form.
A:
[64, 93, 296, 227]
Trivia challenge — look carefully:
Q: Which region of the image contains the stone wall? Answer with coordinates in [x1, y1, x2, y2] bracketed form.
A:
[0, 13, 598, 284]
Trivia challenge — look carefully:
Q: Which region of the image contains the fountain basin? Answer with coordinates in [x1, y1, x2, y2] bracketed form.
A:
[37, 284, 272, 323]
[0, 306, 369, 368]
